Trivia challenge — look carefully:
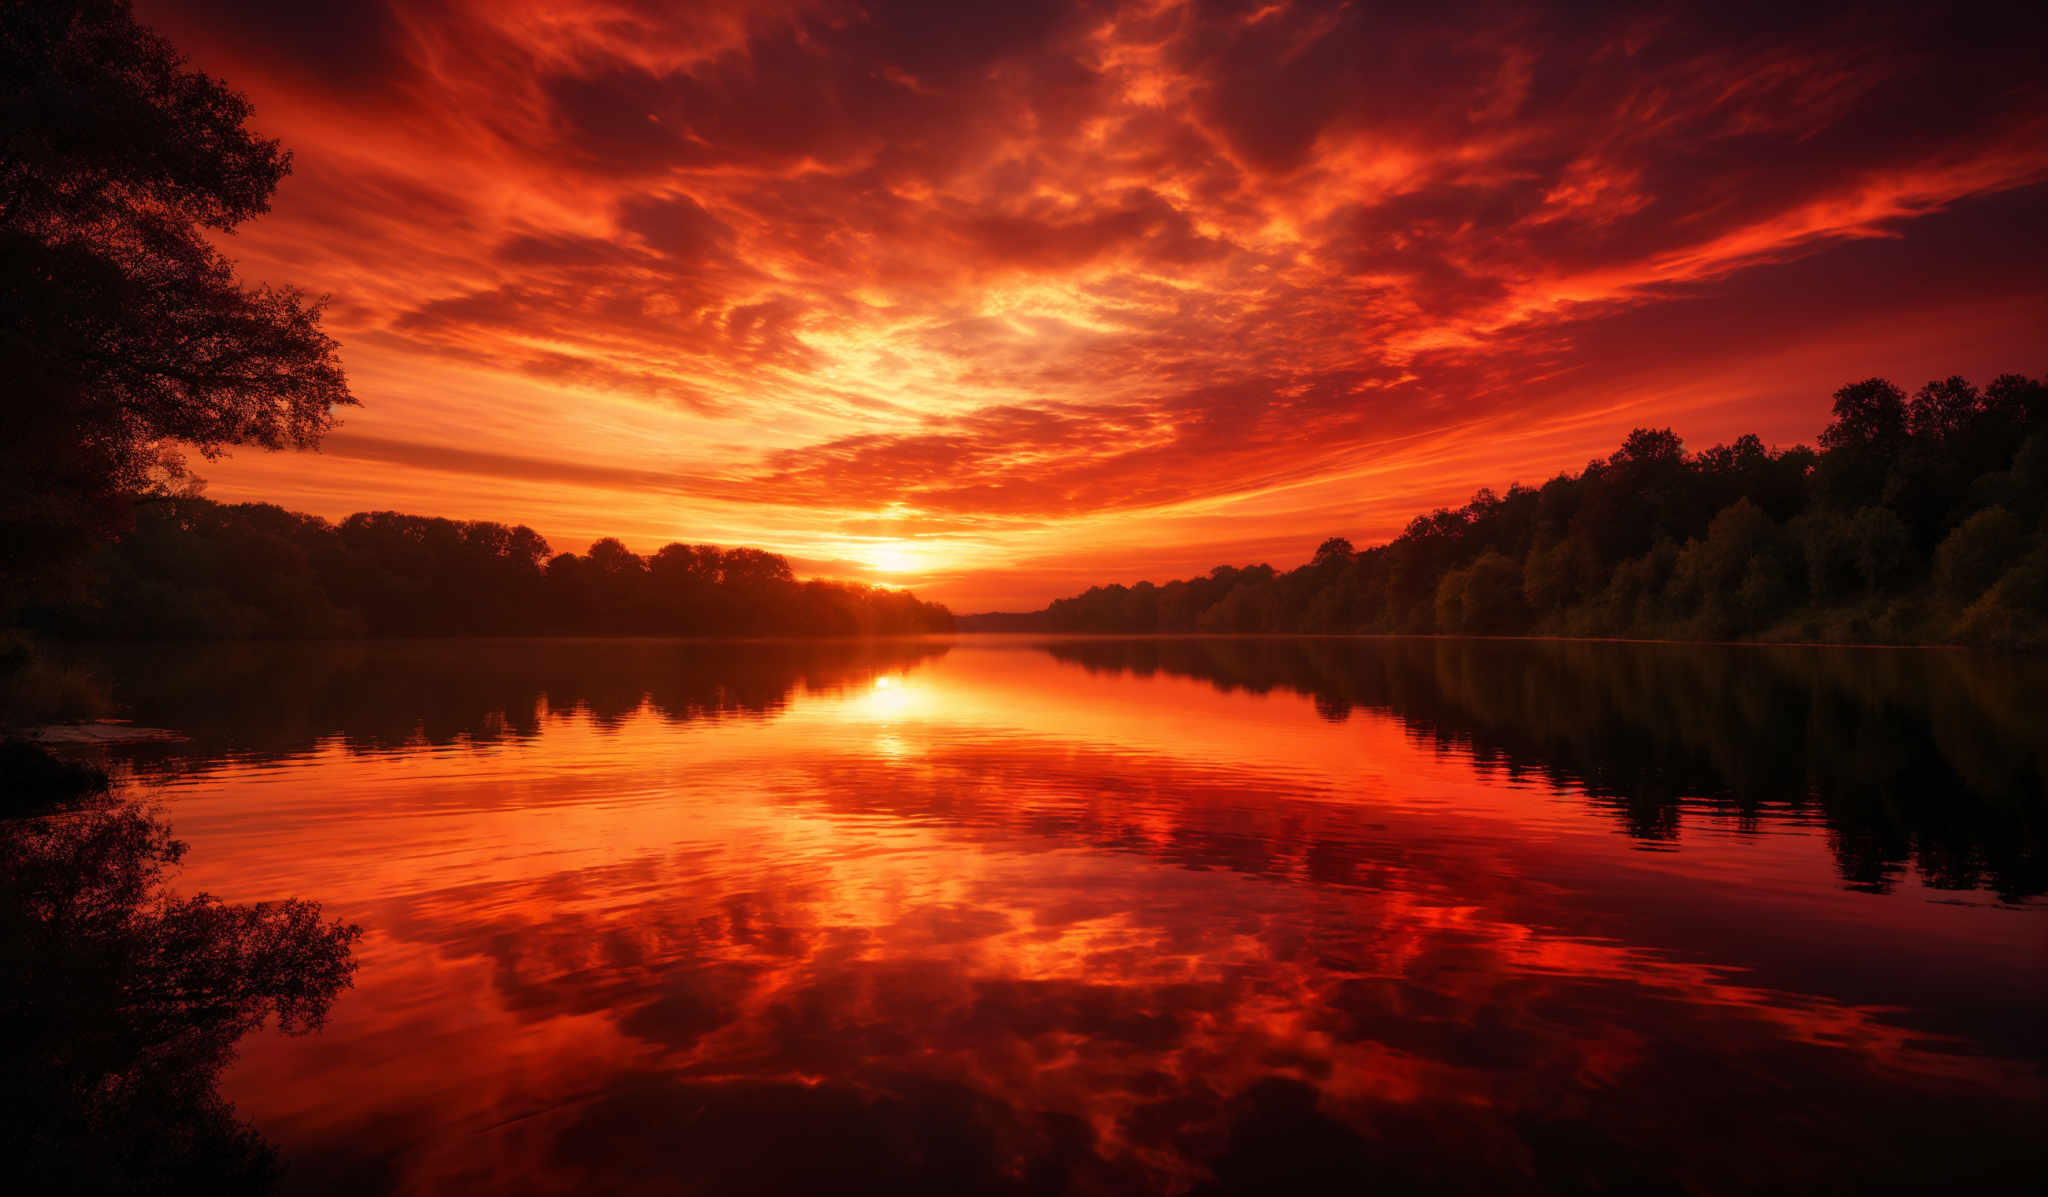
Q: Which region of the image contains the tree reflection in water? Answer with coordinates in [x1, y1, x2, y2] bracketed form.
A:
[1046, 637, 2047, 901]
[0, 743, 359, 1194]
[75, 637, 955, 767]
[39, 638, 2046, 1194]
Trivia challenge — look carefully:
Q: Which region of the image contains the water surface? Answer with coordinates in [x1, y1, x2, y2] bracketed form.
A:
[81, 637, 2047, 1193]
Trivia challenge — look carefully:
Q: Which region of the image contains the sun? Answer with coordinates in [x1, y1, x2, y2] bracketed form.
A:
[862, 542, 923, 575]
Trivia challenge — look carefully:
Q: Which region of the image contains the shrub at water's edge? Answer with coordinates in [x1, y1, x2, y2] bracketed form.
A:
[1025, 374, 2047, 647]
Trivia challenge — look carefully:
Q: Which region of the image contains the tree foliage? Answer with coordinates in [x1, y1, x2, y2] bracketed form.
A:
[1, 0, 352, 612]
[23, 498, 955, 639]
[1045, 374, 2048, 647]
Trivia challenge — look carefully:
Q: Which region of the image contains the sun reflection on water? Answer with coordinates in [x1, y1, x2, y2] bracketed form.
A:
[76, 637, 2048, 1196]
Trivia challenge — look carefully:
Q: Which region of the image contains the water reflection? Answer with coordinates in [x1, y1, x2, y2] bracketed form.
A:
[1044, 637, 2048, 901]
[74, 638, 2047, 1194]
[81, 637, 952, 767]
[0, 743, 359, 1194]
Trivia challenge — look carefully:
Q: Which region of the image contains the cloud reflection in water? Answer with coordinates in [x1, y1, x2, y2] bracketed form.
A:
[84, 638, 2046, 1194]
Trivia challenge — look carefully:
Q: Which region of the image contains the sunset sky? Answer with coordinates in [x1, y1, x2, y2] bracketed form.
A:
[136, 0, 2047, 610]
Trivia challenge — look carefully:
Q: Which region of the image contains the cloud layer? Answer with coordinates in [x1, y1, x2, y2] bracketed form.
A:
[139, 0, 2048, 607]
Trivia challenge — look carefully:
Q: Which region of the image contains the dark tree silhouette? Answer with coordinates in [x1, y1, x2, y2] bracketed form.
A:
[0, 742, 360, 1193]
[0, 0, 352, 615]
[23, 499, 956, 639]
[1032, 373, 2048, 647]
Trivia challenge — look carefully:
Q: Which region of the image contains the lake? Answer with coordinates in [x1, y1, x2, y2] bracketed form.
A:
[64, 637, 2048, 1193]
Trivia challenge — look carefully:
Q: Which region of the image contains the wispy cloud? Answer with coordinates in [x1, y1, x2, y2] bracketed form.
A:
[141, 0, 2048, 607]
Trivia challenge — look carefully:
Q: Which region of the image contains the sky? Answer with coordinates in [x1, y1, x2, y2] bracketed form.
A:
[136, 0, 2048, 611]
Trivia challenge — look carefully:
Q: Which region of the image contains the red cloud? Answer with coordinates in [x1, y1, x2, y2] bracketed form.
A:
[132, 0, 2048, 607]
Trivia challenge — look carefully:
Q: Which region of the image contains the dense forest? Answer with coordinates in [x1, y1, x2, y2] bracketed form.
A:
[21, 498, 954, 639]
[1037, 374, 2048, 647]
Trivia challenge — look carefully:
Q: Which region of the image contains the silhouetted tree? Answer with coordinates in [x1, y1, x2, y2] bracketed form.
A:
[1814, 378, 1909, 511]
[1033, 372, 2047, 646]
[1, 0, 351, 617]
[24, 498, 954, 639]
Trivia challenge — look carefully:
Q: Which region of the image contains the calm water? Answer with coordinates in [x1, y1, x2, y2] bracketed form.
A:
[73, 638, 2048, 1193]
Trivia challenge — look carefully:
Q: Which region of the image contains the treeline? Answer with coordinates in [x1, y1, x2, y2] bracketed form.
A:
[1044, 374, 2048, 646]
[23, 498, 953, 639]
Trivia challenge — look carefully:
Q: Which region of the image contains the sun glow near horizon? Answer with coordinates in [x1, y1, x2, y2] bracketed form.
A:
[859, 542, 931, 577]
[129, 0, 2048, 611]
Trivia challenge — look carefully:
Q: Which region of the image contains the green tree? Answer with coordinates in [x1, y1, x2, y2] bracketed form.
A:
[1669, 499, 1787, 630]
[1953, 538, 2048, 648]
[1935, 507, 2025, 603]
[1791, 510, 1856, 604]
[1521, 539, 1580, 616]
[1436, 550, 1525, 634]
[1847, 506, 1912, 593]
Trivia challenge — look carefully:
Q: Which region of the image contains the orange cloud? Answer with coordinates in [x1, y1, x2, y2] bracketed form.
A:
[136, 0, 2048, 609]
